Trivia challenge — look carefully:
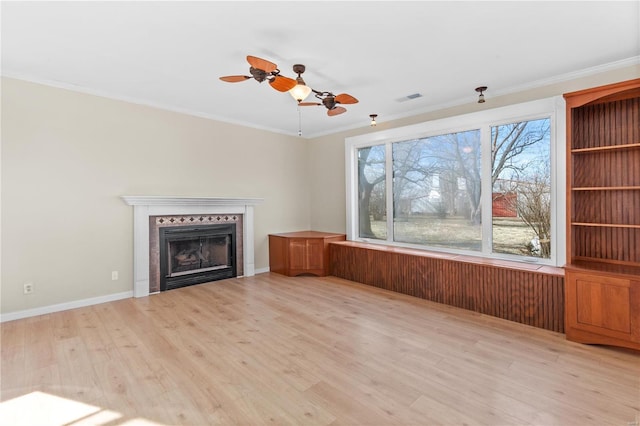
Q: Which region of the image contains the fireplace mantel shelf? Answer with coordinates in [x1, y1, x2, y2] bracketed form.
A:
[122, 196, 264, 207]
[122, 195, 263, 298]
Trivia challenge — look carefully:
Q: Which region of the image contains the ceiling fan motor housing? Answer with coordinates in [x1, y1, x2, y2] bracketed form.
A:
[249, 67, 268, 82]
[322, 96, 336, 109]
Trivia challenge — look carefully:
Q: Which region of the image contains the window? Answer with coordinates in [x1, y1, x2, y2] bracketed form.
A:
[345, 97, 565, 266]
[392, 130, 482, 251]
[357, 145, 386, 239]
[491, 118, 551, 258]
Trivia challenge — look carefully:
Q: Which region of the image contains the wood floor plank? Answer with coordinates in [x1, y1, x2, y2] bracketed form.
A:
[2, 272, 639, 425]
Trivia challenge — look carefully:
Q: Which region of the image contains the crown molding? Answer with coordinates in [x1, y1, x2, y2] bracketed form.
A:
[3, 56, 638, 139]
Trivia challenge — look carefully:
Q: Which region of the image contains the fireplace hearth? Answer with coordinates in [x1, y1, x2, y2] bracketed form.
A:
[159, 224, 236, 291]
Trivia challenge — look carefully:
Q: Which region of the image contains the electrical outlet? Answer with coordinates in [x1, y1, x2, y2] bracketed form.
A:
[111, 271, 119, 281]
[23, 282, 34, 294]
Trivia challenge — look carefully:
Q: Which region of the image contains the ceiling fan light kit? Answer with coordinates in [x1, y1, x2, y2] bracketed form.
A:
[220, 55, 358, 117]
[289, 64, 313, 102]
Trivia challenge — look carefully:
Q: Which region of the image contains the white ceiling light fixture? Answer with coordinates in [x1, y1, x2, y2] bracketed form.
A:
[475, 86, 488, 103]
[289, 64, 313, 102]
[369, 114, 377, 126]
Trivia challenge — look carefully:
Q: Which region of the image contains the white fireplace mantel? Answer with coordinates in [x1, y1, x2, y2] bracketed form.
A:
[122, 196, 264, 297]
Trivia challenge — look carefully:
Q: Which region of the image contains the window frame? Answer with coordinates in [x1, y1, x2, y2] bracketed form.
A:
[345, 96, 566, 267]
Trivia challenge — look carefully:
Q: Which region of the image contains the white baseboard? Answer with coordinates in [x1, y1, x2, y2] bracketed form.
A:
[1, 271, 272, 322]
[0, 291, 133, 323]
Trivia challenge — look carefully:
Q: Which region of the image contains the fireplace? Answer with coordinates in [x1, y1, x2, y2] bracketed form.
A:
[159, 224, 236, 291]
[121, 196, 263, 298]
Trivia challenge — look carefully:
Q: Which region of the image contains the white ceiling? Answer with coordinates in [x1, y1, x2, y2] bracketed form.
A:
[2, 1, 639, 138]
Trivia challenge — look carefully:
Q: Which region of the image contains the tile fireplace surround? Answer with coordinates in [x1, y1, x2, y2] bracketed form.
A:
[121, 196, 263, 297]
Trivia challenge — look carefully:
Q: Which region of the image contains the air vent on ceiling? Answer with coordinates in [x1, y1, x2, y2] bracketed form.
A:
[396, 93, 423, 102]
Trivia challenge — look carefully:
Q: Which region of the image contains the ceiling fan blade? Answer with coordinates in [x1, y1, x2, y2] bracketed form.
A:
[328, 106, 347, 116]
[298, 102, 321, 106]
[269, 75, 297, 92]
[219, 75, 251, 83]
[335, 93, 358, 104]
[246, 55, 278, 73]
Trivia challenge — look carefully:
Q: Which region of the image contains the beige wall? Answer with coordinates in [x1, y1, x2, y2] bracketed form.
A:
[308, 64, 640, 233]
[2, 64, 638, 316]
[1, 78, 310, 314]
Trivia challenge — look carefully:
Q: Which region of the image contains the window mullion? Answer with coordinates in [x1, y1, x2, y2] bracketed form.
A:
[481, 125, 493, 255]
[385, 142, 394, 242]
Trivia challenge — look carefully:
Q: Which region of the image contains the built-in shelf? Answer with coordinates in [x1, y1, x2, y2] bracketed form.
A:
[570, 258, 640, 273]
[572, 186, 640, 191]
[571, 142, 640, 153]
[564, 78, 640, 351]
[571, 222, 640, 229]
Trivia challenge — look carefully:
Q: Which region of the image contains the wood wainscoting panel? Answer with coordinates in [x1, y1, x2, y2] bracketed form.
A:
[330, 242, 565, 333]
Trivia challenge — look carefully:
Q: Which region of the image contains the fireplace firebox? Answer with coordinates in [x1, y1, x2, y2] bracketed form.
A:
[159, 224, 236, 291]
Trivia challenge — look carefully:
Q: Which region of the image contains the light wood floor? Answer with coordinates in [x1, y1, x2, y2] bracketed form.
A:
[1, 273, 639, 425]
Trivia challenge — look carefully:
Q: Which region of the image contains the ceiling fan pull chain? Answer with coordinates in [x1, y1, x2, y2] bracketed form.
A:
[298, 105, 303, 137]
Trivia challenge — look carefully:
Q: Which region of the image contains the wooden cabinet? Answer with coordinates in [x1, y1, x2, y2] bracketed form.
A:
[269, 231, 346, 277]
[564, 78, 640, 350]
[565, 265, 640, 350]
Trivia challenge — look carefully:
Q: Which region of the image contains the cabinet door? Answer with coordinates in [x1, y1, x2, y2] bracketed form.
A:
[289, 239, 325, 271]
[566, 271, 640, 343]
[306, 239, 325, 270]
[288, 239, 308, 270]
[268, 235, 288, 275]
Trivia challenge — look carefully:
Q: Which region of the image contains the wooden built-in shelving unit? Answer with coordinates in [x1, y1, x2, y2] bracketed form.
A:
[564, 78, 640, 351]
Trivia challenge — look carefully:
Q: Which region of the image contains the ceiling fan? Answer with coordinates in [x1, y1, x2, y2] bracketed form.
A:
[220, 57, 358, 117]
[299, 90, 359, 116]
[219, 55, 297, 92]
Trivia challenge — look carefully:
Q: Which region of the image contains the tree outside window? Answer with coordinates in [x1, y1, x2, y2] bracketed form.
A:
[392, 130, 482, 251]
[491, 118, 551, 258]
[357, 145, 386, 239]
